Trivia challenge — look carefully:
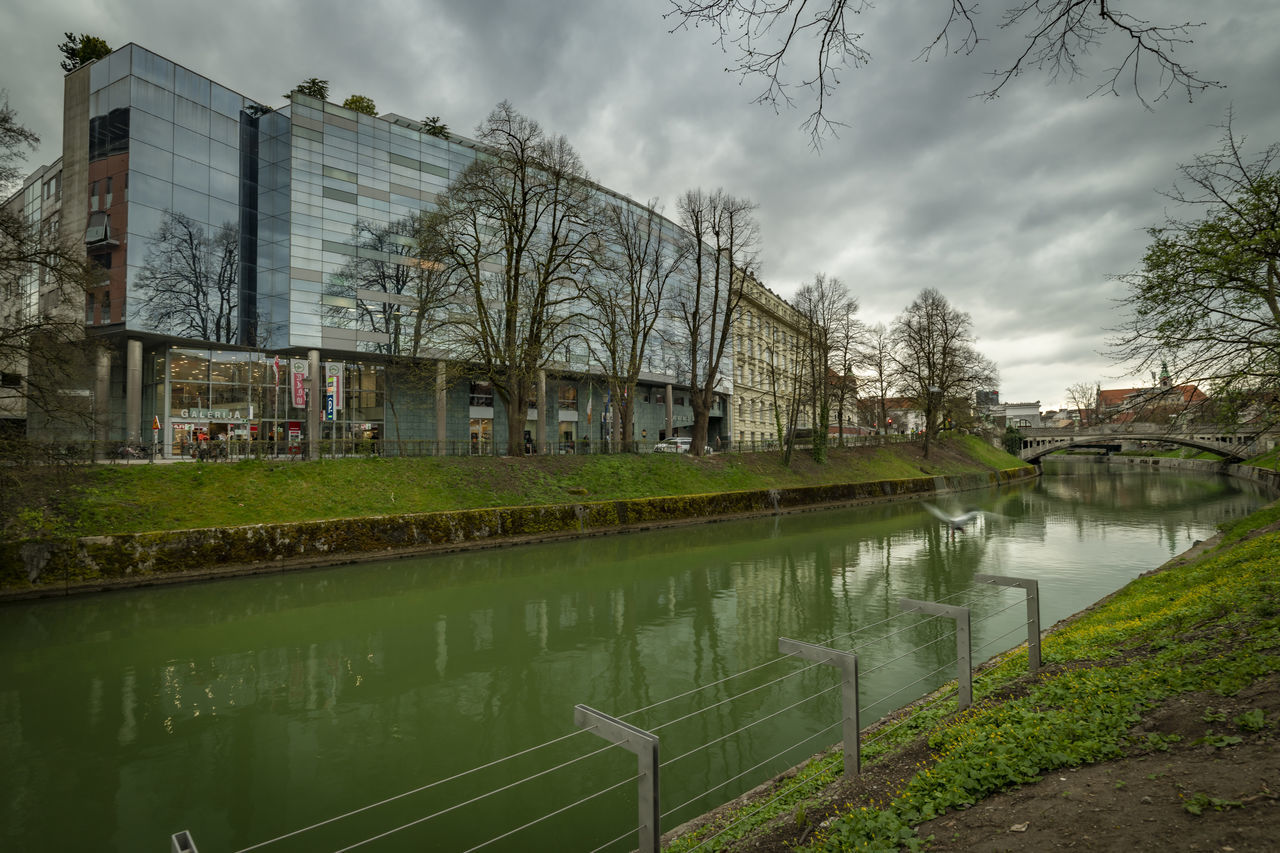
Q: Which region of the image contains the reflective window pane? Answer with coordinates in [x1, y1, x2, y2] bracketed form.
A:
[174, 96, 210, 135]
[133, 49, 174, 88]
[174, 65, 210, 107]
[131, 77, 174, 120]
[172, 155, 209, 193]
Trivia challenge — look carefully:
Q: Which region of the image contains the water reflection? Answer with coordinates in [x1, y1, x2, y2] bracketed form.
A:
[0, 463, 1269, 851]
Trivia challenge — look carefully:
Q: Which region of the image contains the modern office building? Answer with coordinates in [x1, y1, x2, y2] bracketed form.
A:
[6, 44, 735, 455]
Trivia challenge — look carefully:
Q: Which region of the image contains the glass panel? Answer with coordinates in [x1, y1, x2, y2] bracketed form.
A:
[104, 78, 131, 113]
[131, 139, 173, 181]
[208, 168, 238, 205]
[89, 56, 109, 92]
[172, 155, 209, 193]
[209, 112, 239, 147]
[173, 96, 210, 135]
[174, 65, 210, 106]
[170, 349, 210, 382]
[209, 140, 238, 176]
[132, 49, 173, 88]
[172, 185, 209, 225]
[173, 126, 209, 162]
[131, 77, 174, 120]
[210, 84, 242, 119]
[209, 197, 239, 229]
[130, 171, 171, 211]
[107, 44, 132, 83]
[129, 205, 166, 247]
[130, 108, 173, 149]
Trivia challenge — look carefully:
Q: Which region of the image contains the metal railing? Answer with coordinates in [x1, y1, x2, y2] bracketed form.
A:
[174, 576, 1043, 852]
[4, 433, 925, 464]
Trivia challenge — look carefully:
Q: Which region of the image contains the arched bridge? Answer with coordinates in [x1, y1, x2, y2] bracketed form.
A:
[1018, 425, 1267, 463]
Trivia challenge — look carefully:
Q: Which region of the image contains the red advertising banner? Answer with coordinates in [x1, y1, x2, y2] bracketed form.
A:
[292, 371, 306, 408]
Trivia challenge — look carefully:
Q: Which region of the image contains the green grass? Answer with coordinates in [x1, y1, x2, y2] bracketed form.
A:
[38, 435, 1028, 536]
[666, 499, 1280, 852]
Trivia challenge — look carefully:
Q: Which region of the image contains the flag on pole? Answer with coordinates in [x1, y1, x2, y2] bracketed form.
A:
[273, 355, 280, 385]
[586, 386, 593, 425]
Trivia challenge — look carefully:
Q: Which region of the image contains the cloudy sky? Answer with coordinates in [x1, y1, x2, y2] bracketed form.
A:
[4, 1, 1279, 409]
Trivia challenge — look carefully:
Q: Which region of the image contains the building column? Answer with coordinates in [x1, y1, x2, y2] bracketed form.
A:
[307, 349, 321, 460]
[665, 383, 674, 437]
[96, 346, 113, 446]
[536, 369, 547, 453]
[435, 360, 447, 451]
[125, 339, 142, 444]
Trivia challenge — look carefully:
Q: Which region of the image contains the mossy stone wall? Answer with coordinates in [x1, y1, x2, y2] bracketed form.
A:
[2, 467, 1037, 594]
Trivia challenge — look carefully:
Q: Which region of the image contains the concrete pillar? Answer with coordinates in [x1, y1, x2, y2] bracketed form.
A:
[536, 369, 547, 453]
[307, 349, 321, 460]
[125, 339, 142, 443]
[435, 360, 447, 452]
[665, 383, 674, 437]
[95, 346, 112, 447]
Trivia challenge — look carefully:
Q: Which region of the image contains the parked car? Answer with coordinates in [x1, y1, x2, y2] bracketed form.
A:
[652, 437, 713, 454]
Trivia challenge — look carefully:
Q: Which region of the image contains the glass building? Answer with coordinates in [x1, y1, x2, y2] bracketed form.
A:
[24, 44, 731, 455]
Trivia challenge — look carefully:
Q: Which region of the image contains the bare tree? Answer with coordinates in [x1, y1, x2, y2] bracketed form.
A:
[854, 321, 895, 436]
[792, 274, 857, 462]
[584, 199, 689, 447]
[890, 288, 997, 457]
[134, 211, 239, 344]
[433, 102, 599, 456]
[2, 98, 101, 436]
[666, 1, 1218, 147]
[1065, 381, 1099, 426]
[673, 188, 759, 456]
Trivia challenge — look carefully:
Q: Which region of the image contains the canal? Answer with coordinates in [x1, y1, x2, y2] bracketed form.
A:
[0, 461, 1271, 852]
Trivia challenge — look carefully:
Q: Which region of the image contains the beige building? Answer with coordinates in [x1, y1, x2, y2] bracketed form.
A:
[732, 275, 810, 449]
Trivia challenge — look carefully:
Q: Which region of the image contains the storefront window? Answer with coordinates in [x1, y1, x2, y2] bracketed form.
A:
[156, 346, 386, 456]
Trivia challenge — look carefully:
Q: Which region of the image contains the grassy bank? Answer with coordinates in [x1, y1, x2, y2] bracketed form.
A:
[666, 500, 1280, 852]
[12, 435, 1026, 537]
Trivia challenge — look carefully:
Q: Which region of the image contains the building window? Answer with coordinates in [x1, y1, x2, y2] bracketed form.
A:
[86, 292, 95, 325]
[89, 181, 99, 211]
[103, 176, 113, 208]
[1, 372, 21, 389]
[468, 381, 493, 408]
[557, 385, 577, 410]
[101, 291, 111, 323]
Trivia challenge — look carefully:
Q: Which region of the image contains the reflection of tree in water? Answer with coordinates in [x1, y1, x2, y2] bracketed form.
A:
[135, 211, 239, 343]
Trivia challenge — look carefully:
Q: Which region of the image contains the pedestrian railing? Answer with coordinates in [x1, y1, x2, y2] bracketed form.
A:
[173, 576, 1042, 852]
[11, 433, 923, 465]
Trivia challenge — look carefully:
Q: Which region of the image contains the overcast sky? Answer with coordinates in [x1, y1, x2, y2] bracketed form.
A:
[4, 1, 1279, 409]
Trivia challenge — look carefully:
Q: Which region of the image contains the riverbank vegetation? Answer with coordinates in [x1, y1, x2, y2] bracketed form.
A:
[5, 435, 1025, 538]
[666, 500, 1280, 852]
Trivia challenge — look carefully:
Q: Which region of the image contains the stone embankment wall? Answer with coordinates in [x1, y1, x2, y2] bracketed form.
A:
[1065, 454, 1280, 490]
[3, 467, 1036, 597]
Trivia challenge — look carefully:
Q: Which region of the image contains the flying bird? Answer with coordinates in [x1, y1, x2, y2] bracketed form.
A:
[921, 502, 1000, 537]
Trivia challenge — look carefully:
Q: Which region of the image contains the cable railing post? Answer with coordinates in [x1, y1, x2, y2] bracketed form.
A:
[170, 830, 198, 852]
[974, 574, 1041, 673]
[778, 637, 860, 777]
[574, 704, 660, 853]
[898, 598, 972, 710]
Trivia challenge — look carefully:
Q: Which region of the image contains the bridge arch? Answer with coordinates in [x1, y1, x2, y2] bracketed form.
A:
[1019, 432, 1250, 463]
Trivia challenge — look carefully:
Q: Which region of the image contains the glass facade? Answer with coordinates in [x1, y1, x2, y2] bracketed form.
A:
[68, 43, 733, 449]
